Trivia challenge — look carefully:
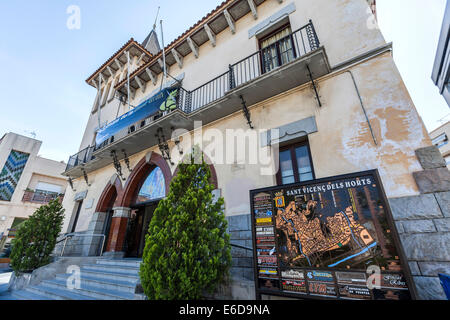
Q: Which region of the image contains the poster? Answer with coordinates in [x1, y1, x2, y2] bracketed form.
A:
[250, 170, 412, 300]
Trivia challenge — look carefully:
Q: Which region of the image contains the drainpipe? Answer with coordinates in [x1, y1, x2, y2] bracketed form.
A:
[346, 70, 378, 146]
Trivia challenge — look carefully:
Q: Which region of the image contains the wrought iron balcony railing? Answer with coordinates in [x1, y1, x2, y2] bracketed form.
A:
[65, 145, 95, 172]
[65, 21, 321, 174]
[181, 21, 319, 113]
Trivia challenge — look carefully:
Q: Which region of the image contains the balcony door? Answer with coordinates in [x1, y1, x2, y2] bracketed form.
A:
[260, 24, 296, 74]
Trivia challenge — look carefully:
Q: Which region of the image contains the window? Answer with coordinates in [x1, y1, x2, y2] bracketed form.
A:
[70, 200, 83, 233]
[259, 24, 295, 73]
[432, 133, 448, 149]
[277, 142, 314, 185]
[136, 166, 165, 204]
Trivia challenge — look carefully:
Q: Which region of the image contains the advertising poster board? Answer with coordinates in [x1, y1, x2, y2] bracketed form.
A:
[250, 170, 415, 300]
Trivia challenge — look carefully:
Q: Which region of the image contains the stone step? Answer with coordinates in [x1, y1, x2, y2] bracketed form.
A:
[80, 268, 140, 283]
[81, 263, 140, 275]
[41, 278, 136, 300]
[25, 283, 95, 300]
[56, 273, 137, 294]
[96, 259, 142, 268]
[10, 289, 51, 300]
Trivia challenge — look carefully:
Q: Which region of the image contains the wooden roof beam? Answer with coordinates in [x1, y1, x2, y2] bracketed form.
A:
[135, 76, 146, 93]
[106, 66, 115, 78]
[171, 48, 184, 69]
[137, 52, 147, 65]
[187, 37, 199, 58]
[158, 58, 170, 76]
[223, 9, 236, 34]
[204, 24, 216, 47]
[247, 0, 258, 20]
[145, 67, 157, 85]
[114, 59, 123, 70]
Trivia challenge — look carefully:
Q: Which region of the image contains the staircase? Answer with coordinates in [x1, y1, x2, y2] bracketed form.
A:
[9, 259, 146, 300]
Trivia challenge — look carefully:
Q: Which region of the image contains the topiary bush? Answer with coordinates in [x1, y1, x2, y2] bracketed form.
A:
[140, 154, 231, 299]
[10, 199, 65, 273]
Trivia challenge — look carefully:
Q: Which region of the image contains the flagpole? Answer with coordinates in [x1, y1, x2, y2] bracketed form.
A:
[160, 19, 167, 88]
[127, 50, 131, 110]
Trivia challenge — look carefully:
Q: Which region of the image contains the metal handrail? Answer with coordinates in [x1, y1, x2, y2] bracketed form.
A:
[58, 233, 106, 257]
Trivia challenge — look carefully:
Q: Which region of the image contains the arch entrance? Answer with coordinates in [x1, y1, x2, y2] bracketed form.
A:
[103, 152, 171, 257]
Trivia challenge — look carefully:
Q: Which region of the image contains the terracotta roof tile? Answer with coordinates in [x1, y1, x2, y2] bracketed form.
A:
[114, 0, 235, 91]
[86, 38, 153, 85]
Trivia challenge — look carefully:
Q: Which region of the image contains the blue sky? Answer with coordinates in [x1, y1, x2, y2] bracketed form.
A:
[0, 0, 448, 162]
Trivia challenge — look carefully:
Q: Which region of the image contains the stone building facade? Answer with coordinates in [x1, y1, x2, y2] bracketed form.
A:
[0, 133, 67, 252]
[59, 0, 449, 299]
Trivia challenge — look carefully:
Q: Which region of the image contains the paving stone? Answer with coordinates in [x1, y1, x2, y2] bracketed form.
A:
[415, 146, 447, 170]
[418, 261, 450, 277]
[400, 232, 450, 261]
[395, 221, 404, 234]
[413, 276, 447, 300]
[408, 261, 421, 276]
[413, 168, 450, 194]
[433, 218, 450, 232]
[406, 233, 450, 261]
[435, 192, 450, 217]
[389, 194, 442, 220]
[401, 220, 436, 234]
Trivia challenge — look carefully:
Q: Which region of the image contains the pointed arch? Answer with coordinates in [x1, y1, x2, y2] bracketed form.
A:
[118, 152, 172, 208]
[95, 174, 123, 212]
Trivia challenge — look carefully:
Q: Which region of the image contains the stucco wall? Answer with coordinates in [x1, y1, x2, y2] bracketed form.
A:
[63, 50, 431, 228]
[77, 0, 383, 153]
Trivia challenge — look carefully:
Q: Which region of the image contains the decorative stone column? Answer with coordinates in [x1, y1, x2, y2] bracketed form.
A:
[104, 207, 131, 258]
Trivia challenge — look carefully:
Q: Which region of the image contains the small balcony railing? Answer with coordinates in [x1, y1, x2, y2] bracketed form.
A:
[180, 20, 320, 113]
[65, 21, 321, 174]
[65, 145, 95, 172]
[22, 190, 64, 204]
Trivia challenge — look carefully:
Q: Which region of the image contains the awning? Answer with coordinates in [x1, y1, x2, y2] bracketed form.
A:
[95, 87, 178, 147]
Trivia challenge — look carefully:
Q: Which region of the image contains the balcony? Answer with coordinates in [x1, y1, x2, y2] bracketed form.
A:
[64, 21, 330, 178]
[22, 190, 64, 204]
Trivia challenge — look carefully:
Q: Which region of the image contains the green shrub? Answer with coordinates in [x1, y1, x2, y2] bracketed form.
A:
[10, 199, 65, 273]
[140, 155, 231, 299]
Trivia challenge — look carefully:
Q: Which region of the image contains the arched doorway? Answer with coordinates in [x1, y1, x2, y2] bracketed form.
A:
[95, 175, 123, 253]
[124, 166, 166, 257]
[109, 152, 172, 258]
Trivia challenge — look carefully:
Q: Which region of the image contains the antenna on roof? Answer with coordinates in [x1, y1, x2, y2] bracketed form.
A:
[153, 6, 160, 31]
[24, 130, 37, 139]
